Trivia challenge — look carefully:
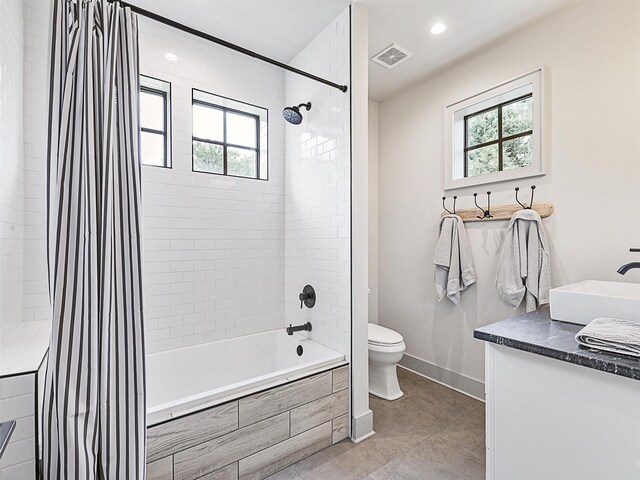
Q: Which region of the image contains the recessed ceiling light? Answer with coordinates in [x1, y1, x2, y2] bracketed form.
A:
[164, 52, 179, 62]
[430, 23, 446, 35]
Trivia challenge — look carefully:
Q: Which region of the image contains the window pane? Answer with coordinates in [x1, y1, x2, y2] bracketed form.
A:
[193, 140, 223, 174]
[467, 109, 498, 147]
[140, 91, 165, 131]
[227, 147, 257, 178]
[227, 112, 257, 148]
[467, 144, 498, 177]
[141, 131, 165, 166]
[502, 96, 533, 137]
[193, 104, 224, 142]
[503, 134, 533, 171]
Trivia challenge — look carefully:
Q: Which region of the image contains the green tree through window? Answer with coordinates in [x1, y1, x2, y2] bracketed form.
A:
[465, 95, 533, 177]
[193, 141, 257, 178]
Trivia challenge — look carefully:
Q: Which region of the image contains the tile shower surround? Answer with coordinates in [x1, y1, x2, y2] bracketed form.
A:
[18, 0, 353, 361]
[138, 18, 287, 354]
[0, 373, 38, 480]
[21, 0, 50, 327]
[0, 0, 24, 343]
[284, 9, 352, 358]
[146, 365, 349, 480]
[13, 4, 353, 477]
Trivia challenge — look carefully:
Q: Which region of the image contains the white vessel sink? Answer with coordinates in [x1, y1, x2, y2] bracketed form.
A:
[549, 280, 640, 326]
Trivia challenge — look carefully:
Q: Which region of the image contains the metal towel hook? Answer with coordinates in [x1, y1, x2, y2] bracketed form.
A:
[442, 196, 457, 215]
[529, 185, 536, 208]
[473, 192, 492, 219]
[442, 197, 451, 215]
[515, 185, 536, 209]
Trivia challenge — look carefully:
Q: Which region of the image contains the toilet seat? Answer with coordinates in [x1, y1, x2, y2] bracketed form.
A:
[368, 323, 404, 347]
[368, 341, 406, 354]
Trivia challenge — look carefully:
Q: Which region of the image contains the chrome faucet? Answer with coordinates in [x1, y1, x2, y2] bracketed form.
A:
[286, 322, 312, 335]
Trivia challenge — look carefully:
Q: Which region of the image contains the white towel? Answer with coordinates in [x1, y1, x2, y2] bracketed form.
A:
[576, 318, 640, 357]
[496, 209, 551, 313]
[434, 214, 476, 304]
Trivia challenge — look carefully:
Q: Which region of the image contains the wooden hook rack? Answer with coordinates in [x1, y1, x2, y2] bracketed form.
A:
[441, 201, 554, 222]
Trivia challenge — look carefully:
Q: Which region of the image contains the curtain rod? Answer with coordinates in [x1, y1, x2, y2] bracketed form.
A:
[110, 0, 349, 93]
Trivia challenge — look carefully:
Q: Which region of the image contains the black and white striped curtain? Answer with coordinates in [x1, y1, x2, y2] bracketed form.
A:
[43, 0, 146, 478]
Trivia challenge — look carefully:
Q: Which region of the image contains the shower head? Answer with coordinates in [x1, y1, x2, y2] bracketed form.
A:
[282, 102, 311, 125]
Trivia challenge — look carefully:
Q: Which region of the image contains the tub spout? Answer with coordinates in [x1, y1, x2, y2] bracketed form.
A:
[286, 322, 312, 335]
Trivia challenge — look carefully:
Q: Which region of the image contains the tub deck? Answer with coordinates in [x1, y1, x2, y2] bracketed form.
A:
[146, 329, 345, 425]
[146, 364, 350, 480]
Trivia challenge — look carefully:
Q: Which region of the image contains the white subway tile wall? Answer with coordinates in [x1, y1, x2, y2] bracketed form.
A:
[0, 374, 37, 480]
[0, 2, 49, 475]
[22, 0, 50, 326]
[284, 9, 352, 356]
[14, 0, 352, 358]
[137, 19, 286, 353]
[0, 0, 25, 343]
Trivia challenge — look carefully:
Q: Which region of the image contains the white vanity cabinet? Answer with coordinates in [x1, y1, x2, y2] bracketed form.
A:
[476, 309, 640, 480]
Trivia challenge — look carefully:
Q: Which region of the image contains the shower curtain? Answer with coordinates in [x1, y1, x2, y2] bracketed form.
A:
[43, 1, 146, 478]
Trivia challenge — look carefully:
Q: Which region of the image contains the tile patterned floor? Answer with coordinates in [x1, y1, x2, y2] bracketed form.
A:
[267, 368, 485, 480]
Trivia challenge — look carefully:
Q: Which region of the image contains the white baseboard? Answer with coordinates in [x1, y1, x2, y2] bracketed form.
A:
[399, 353, 485, 402]
[351, 429, 375, 443]
[350, 408, 374, 442]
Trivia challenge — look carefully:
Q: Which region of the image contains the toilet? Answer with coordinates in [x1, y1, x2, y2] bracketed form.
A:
[368, 323, 406, 400]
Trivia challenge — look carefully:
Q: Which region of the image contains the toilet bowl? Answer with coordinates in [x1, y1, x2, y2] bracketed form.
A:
[368, 323, 406, 400]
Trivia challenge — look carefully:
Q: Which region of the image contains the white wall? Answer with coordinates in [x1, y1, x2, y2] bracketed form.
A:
[22, 0, 51, 326]
[0, 4, 37, 477]
[16, 1, 355, 358]
[138, 19, 286, 354]
[18, 1, 288, 354]
[8, 0, 289, 355]
[350, 3, 373, 443]
[0, 374, 37, 479]
[378, 0, 640, 393]
[0, 3, 49, 475]
[0, 0, 25, 343]
[368, 100, 379, 325]
[284, 8, 351, 357]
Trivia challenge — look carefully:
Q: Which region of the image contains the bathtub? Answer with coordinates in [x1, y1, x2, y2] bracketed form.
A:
[146, 330, 346, 426]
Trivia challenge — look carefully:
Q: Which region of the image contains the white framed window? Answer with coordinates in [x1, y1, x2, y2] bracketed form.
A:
[444, 67, 546, 190]
[192, 89, 268, 180]
[140, 75, 171, 168]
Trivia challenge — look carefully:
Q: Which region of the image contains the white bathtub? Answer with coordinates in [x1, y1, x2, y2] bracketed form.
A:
[146, 330, 345, 425]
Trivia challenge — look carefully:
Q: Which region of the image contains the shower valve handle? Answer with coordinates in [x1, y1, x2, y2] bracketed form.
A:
[299, 292, 311, 309]
[298, 285, 316, 309]
[299, 293, 305, 309]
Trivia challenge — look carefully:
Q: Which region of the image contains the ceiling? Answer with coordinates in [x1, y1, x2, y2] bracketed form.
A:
[361, 0, 570, 101]
[129, 0, 570, 102]
[130, 0, 351, 62]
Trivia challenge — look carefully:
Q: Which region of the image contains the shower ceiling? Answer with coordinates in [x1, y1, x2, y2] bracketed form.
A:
[129, 0, 570, 101]
[129, 0, 350, 62]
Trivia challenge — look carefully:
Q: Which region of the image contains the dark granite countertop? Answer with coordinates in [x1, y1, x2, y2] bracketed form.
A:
[474, 306, 640, 381]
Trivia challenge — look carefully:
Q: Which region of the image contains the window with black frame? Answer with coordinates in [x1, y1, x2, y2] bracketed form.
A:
[140, 75, 171, 168]
[464, 93, 533, 178]
[192, 89, 268, 180]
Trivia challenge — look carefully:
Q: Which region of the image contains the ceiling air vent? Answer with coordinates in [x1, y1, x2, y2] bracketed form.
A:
[371, 43, 412, 69]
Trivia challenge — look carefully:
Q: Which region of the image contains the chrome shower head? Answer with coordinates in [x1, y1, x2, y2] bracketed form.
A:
[282, 102, 311, 125]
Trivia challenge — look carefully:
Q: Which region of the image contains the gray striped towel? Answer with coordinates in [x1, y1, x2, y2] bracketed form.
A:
[575, 317, 640, 357]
